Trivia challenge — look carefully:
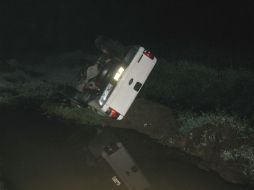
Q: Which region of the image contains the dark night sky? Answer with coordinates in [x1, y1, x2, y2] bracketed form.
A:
[0, 0, 254, 54]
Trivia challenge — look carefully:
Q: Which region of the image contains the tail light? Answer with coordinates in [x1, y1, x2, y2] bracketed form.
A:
[143, 50, 154, 60]
[106, 107, 120, 119]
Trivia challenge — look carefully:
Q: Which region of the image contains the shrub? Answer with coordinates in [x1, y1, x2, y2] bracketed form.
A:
[40, 102, 103, 126]
[177, 111, 248, 134]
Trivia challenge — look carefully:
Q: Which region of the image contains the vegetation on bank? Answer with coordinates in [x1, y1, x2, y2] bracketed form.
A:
[40, 101, 103, 125]
[141, 60, 254, 131]
[141, 60, 254, 123]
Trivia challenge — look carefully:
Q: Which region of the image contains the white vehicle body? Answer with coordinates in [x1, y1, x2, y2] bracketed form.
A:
[89, 46, 157, 120]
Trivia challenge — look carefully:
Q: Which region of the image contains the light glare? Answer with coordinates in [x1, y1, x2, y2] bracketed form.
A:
[114, 67, 125, 81]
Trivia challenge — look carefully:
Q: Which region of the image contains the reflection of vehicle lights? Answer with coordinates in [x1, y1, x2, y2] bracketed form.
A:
[113, 67, 125, 81]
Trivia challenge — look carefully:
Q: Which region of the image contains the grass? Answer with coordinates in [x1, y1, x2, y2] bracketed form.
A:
[177, 111, 248, 134]
[40, 101, 103, 125]
[141, 61, 254, 119]
[221, 145, 254, 180]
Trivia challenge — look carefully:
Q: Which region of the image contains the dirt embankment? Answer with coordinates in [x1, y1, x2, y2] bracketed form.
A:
[102, 99, 254, 187]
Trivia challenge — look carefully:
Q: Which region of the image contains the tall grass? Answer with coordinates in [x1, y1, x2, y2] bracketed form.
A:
[141, 60, 254, 119]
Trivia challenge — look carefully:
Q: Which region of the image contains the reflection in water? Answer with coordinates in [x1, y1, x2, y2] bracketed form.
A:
[0, 109, 252, 190]
[87, 129, 150, 190]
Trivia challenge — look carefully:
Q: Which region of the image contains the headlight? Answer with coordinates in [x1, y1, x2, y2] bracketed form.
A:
[113, 67, 125, 81]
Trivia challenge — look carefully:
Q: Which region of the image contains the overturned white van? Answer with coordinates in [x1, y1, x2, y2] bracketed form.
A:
[89, 46, 157, 120]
